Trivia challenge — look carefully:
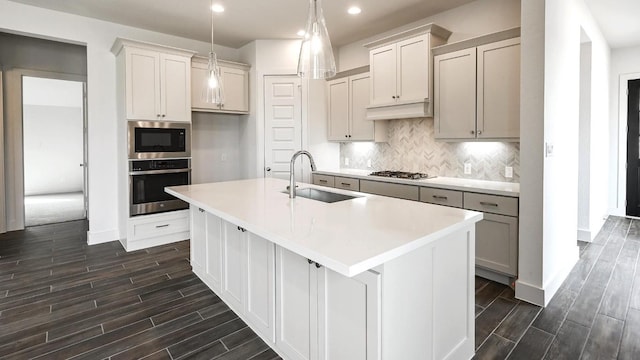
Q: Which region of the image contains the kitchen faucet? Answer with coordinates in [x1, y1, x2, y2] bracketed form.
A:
[289, 150, 317, 198]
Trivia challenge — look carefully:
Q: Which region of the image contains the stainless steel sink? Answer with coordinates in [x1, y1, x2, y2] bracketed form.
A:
[282, 188, 360, 203]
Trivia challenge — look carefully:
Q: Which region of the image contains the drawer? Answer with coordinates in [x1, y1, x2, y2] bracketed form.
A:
[313, 174, 335, 187]
[463, 192, 518, 216]
[130, 211, 190, 242]
[360, 180, 419, 201]
[335, 177, 360, 191]
[419, 187, 463, 208]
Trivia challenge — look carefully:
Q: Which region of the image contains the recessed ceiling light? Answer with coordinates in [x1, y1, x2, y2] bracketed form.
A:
[347, 6, 361, 15]
[211, 4, 225, 13]
[297, 30, 306, 37]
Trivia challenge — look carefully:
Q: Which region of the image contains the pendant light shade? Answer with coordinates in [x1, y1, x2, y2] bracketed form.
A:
[297, 0, 336, 79]
[203, 0, 224, 105]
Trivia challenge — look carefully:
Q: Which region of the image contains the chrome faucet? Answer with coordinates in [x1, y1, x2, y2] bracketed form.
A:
[289, 150, 317, 198]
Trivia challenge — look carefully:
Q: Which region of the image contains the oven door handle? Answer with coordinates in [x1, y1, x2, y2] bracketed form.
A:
[129, 169, 192, 176]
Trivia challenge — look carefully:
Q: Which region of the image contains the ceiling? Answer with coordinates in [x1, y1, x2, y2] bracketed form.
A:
[7, 0, 476, 48]
[8, 0, 640, 50]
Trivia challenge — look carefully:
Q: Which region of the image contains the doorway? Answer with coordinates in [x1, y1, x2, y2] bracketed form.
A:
[626, 79, 640, 216]
[21, 76, 87, 226]
[263, 75, 304, 181]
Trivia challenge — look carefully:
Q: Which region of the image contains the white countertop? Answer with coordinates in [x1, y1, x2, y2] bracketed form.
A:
[315, 169, 520, 197]
[167, 178, 482, 277]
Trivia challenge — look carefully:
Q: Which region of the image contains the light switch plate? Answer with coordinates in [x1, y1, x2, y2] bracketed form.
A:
[545, 142, 554, 157]
[367, 159, 372, 168]
[344, 157, 350, 166]
[464, 162, 471, 175]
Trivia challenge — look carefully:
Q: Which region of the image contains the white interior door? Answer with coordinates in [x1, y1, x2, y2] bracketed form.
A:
[0, 70, 5, 234]
[264, 76, 302, 181]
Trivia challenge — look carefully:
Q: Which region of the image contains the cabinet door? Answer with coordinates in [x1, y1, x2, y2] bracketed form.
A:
[189, 206, 206, 275]
[327, 78, 349, 141]
[125, 47, 160, 120]
[477, 38, 520, 139]
[276, 247, 314, 360]
[475, 213, 518, 276]
[191, 62, 216, 111]
[369, 44, 397, 106]
[220, 66, 249, 113]
[221, 221, 246, 313]
[349, 74, 375, 141]
[245, 232, 275, 342]
[205, 213, 223, 292]
[318, 268, 381, 360]
[434, 48, 477, 139]
[396, 34, 429, 103]
[160, 53, 191, 122]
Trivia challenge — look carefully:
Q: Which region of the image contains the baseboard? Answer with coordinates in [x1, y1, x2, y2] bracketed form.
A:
[515, 246, 579, 306]
[476, 267, 512, 286]
[87, 228, 120, 245]
[577, 229, 592, 242]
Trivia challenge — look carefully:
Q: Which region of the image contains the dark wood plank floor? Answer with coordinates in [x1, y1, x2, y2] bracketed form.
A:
[1, 216, 639, 359]
[0, 220, 280, 359]
[475, 216, 640, 360]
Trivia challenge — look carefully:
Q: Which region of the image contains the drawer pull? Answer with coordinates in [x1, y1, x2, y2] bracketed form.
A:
[237, 226, 247, 232]
[341, 182, 351, 186]
[155, 224, 170, 228]
[480, 201, 499, 207]
[432, 195, 448, 200]
[198, 208, 205, 213]
[308, 259, 313, 264]
[319, 179, 328, 183]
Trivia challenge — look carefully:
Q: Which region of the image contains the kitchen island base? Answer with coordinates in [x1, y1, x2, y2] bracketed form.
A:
[189, 205, 475, 360]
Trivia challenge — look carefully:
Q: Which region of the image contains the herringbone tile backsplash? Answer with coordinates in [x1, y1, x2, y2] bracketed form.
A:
[340, 118, 520, 182]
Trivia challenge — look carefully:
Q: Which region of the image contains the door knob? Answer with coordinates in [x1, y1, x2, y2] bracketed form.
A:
[265, 167, 271, 172]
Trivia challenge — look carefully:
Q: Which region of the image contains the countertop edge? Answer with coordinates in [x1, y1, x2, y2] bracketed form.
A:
[313, 170, 520, 197]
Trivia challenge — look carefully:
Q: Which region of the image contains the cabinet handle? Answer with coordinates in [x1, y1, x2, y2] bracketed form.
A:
[236, 226, 247, 232]
[155, 224, 169, 228]
[432, 195, 448, 200]
[198, 208, 205, 213]
[345, 135, 348, 138]
[392, 96, 396, 99]
[341, 182, 350, 186]
[161, 114, 166, 117]
[477, 130, 482, 135]
[157, 114, 161, 117]
[308, 259, 314, 265]
[470, 130, 475, 135]
[479, 201, 499, 207]
[319, 179, 328, 183]
[315, 262, 322, 269]
[348, 135, 352, 138]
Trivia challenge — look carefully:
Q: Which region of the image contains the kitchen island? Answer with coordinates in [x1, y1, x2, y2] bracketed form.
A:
[167, 178, 483, 360]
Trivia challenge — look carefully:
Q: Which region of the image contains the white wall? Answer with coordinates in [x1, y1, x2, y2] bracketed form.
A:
[0, 0, 239, 244]
[610, 46, 640, 216]
[517, 0, 610, 306]
[578, 41, 592, 239]
[191, 112, 242, 184]
[337, 0, 522, 71]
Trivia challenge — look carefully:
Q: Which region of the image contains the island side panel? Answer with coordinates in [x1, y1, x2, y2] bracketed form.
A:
[380, 224, 475, 360]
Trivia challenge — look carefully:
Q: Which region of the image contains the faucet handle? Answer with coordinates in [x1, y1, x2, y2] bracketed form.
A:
[286, 185, 299, 191]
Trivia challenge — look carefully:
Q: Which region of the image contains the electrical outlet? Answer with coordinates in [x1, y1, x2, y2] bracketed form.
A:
[505, 166, 513, 178]
[464, 162, 471, 175]
[367, 159, 372, 168]
[344, 157, 350, 166]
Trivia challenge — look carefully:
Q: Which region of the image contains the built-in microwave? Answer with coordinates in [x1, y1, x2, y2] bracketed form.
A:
[128, 121, 191, 159]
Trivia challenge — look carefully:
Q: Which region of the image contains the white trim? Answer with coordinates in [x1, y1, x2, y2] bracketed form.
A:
[616, 72, 640, 216]
[87, 228, 120, 245]
[577, 228, 593, 242]
[515, 246, 578, 306]
[0, 70, 5, 234]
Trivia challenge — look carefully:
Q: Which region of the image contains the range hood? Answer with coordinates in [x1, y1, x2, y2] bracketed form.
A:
[366, 100, 432, 121]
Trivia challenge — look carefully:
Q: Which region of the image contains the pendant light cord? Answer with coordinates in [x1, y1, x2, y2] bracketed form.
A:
[210, 0, 214, 53]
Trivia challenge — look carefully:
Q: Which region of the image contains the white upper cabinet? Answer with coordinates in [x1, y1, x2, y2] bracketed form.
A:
[191, 56, 250, 114]
[112, 38, 194, 122]
[433, 29, 521, 140]
[327, 71, 387, 142]
[364, 24, 451, 120]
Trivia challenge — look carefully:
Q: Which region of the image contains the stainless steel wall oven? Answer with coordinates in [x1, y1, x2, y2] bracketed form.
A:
[129, 158, 190, 216]
[128, 121, 191, 159]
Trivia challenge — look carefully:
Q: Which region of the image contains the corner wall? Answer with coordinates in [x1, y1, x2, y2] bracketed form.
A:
[517, 0, 610, 306]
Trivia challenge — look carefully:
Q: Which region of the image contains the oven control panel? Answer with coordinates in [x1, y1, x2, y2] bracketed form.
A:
[130, 158, 190, 172]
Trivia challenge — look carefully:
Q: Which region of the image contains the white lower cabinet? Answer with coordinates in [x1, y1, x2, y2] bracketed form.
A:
[276, 246, 381, 360]
[245, 232, 276, 341]
[190, 206, 206, 274]
[221, 221, 246, 312]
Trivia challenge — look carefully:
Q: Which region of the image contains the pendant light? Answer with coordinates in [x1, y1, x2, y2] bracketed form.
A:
[297, 0, 336, 79]
[203, 0, 224, 105]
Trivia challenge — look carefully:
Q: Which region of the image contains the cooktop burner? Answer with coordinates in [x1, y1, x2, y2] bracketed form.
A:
[369, 171, 434, 180]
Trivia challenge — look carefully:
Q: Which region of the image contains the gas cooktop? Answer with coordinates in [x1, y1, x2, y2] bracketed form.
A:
[369, 171, 435, 180]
